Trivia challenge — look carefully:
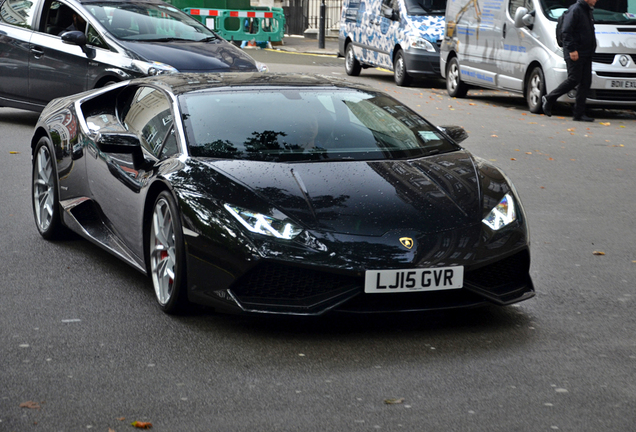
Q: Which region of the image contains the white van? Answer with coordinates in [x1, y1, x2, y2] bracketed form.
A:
[339, 0, 447, 86]
[440, 0, 636, 112]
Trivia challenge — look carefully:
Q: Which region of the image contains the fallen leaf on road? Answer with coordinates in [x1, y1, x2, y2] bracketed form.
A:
[117, 417, 126, 421]
[491, 134, 498, 137]
[109, 428, 116, 432]
[131, 421, 153, 429]
[593, 251, 605, 256]
[510, 158, 517, 161]
[20, 401, 41, 410]
[567, 128, 575, 132]
[384, 398, 405, 404]
[10, 151, 20, 154]
[526, 152, 532, 154]
[600, 122, 610, 126]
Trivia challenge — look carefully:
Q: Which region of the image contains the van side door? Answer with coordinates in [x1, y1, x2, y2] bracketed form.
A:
[499, 0, 534, 91]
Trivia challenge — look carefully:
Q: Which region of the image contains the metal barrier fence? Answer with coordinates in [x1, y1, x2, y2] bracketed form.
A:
[186, 6, 286, 42]
[304, 0, 341, 32]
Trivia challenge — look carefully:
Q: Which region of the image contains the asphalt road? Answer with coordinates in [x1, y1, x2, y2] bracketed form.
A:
[1, 49, 635, 431]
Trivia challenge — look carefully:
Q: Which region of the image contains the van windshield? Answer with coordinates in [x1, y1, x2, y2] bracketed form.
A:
[404, 0, 446, 15]
[540, 0, 636, 24]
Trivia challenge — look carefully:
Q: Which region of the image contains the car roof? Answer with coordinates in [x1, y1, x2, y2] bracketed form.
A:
[131, 73, 377, 96]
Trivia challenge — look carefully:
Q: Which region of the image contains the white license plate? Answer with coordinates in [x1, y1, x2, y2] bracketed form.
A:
[606, 80, 636, 89]
[364, 266, 464, 294]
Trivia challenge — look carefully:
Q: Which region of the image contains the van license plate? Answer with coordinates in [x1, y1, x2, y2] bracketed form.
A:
[607, 80, 636, 89]
[364, 267, 464, 293]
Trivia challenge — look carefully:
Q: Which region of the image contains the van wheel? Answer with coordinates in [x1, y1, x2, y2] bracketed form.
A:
[446, 57, 468, 98]
[345, 43, 361, 76]
[526, 67, 546, 113]
[394, 50, 412, 86]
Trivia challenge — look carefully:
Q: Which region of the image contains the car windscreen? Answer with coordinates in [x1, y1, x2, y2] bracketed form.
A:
[180, 88, 460, 162]
[84, 2, 217, 41]
[404, 0, 447, 15]
[540, 0, 636, 24]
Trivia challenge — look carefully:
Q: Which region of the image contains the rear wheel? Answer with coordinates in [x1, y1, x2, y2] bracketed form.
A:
[149, 191, 188, 314]
[393, 49, 412, 87]
[526, 66, 546, 113]
[345, 43, 361, 76]
[32, 137, 65, 240]
[446, 57, 468, 98]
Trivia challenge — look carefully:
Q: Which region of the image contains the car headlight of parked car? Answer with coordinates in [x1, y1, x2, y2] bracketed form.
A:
[132, 60, 179, 76]
[224, 204, 303, 240]
[482, 193, 517, 231]
[409, 36, 436, 52]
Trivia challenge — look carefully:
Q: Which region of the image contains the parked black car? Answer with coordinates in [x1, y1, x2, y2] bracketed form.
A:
[0, 0, 262, 112]
[31, 73, 534, 315]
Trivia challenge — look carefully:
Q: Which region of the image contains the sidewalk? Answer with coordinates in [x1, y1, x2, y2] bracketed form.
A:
[269, 34, 340, 56]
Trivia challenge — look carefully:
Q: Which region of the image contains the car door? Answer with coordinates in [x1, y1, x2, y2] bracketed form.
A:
[86, 85, 179, 261]
[0, 0, 36, 104]
[373, 0, 401, 69]
[27, 0, 88, 105]
[499, 0, 534, 91]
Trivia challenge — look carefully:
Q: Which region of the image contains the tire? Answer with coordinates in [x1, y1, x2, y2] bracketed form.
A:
[446, 57, 468, 98]
[345, 43, 361, 76]
[149, 191, 188, 314]
[526, 66, 546, 113]
[393, 49, 412, 87]
[32, 137, 65, 240]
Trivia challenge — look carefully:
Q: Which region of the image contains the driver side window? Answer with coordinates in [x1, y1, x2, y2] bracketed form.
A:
[43, 1, 82, 35]
[122, 87, 179, 159]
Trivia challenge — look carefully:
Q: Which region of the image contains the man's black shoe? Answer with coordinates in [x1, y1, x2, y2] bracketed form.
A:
[573, 115, 594, 122]
[542, 96, 552, 117]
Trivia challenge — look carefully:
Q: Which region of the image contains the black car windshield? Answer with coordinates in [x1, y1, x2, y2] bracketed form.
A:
[180, 88, 460, 162]
[84, 2, 217, 41]
[540, 0, 636, 24]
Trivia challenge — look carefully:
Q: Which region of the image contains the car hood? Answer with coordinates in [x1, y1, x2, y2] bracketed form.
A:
[118, 39, 258, 72]
[200, 151, 482, 236]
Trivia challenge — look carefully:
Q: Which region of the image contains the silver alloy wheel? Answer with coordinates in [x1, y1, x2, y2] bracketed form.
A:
[150, 197, 177, 306]
[448, 62, 460, 93]
[528, 71, 542, 110]
[33, 145, 55, 233]
[345, 43, 361, 76]
[396, 57, 404, 80]
[346, 46, 354, 69]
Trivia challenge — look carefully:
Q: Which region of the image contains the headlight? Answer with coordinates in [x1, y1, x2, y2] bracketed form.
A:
[224, 204, 302, 240]
[482, 193, 517, 230]
[255, 61, 268, 72]
[409, 37, 435, 52]
[132, 60, 179, 76]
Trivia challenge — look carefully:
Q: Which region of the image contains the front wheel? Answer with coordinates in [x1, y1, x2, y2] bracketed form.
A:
[526, 66, 546, 113]
[32, 137, 65, 240]
[345, 43, 361, 76]
[393, 49, 412, 87]
[446, 57, 468, 98]
[149, 191, 188, 314]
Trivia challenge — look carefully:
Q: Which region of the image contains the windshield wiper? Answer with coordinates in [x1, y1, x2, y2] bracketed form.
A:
[143, 37, 191, 42]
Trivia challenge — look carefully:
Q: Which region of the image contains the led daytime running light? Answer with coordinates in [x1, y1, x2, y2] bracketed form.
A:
[224, 204, 302, 239]
[482, 193, 516, 230]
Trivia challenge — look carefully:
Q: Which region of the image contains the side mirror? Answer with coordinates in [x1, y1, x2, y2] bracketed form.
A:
[514, 7, 534, 28]
[61, 30, 96, 58]
[381, 4, 399, 20]
[61, 30, 87, 46]
[95, 132, 147, 170]
[439, 125, 469, 144]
